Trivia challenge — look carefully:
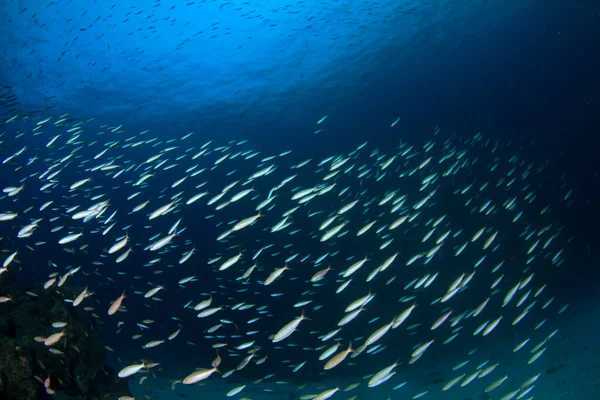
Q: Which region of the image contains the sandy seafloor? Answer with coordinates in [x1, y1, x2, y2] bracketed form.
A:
[125, 300, 599, 400]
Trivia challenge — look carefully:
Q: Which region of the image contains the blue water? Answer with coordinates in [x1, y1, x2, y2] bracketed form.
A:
[1, 0, 594, 148]
[1, 1, 600, 399]
[3, 0, 597, 285]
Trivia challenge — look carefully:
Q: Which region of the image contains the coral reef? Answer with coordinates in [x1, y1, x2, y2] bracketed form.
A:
[0, 271, 132, 400]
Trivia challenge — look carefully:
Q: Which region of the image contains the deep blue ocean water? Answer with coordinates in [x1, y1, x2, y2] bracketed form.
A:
[1, 1, 599, 399]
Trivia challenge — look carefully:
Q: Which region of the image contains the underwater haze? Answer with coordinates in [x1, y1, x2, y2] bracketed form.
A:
[1, 1, 600, 400]
[2, 1, 596, 146]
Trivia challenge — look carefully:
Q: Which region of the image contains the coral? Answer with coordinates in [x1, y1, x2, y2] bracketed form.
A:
[0, 272, 132, 399]
[0, 340, 37, 400]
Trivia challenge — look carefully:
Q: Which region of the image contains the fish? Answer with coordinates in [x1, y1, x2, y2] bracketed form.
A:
[182, 366, 219, 384]
[108, 291, 126, 315]
[272, 311, 309, 342]
[0, 115, 573, 400]
[324, 343, 353, 370]
[118, 363, 147, 378]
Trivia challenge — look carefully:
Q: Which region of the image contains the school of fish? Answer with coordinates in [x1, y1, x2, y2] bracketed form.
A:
[0, 114, 574, 400]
